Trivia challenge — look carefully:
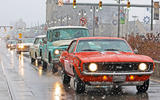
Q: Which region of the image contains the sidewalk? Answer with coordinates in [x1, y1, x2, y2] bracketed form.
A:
[0, 61, 12, 100]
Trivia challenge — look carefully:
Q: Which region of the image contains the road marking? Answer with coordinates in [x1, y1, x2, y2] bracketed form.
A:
[1, 60, 16, 100]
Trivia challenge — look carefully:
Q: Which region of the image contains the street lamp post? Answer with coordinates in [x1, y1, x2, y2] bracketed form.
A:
[132, 15, 138, 34]
[65, 15, 71, 25]
[90, 6, 99, 36]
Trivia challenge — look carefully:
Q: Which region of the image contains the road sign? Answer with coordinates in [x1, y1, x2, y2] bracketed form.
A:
[58, 0, 63, 6]
[112, 20, 117, 25]
[80, 17, 87, 26]
[19, 33, 22, 39]
[154, 2, 159, 20]
[120, 8, 125, 24]
[143, 16, 150, 24]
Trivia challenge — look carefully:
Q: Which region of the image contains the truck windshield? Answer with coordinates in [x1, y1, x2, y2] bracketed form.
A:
[48, 28, 89, 42]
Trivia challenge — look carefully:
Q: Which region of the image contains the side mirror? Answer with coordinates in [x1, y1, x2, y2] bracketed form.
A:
[43, 38, 47, 44]
[134, 49, 138, 54]
[63, 51, 69, 56]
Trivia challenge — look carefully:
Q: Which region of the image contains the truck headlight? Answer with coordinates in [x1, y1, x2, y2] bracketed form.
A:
[54, 49, 60, 55]
[18, 45, 24, 48]
[138, 63, 147, 71]
[88, 63, 98, 72]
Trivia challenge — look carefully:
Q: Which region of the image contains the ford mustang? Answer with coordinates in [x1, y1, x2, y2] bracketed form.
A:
[59, 37, 155, 94]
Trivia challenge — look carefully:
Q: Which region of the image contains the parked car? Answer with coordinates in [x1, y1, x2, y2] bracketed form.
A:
[16, 38, 35, 54]
[29, 35, 46, 64]
[59, 37, 155, 94]
[6, 40, 17, 49]
[41, 26, 90, 72]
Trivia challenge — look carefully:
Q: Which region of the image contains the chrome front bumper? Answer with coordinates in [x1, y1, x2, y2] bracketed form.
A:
[82, 71, 153, 76]
[86, 81, 144, 88]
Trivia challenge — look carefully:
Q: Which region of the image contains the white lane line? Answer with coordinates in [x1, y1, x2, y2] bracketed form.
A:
[1, 60, 16, 100]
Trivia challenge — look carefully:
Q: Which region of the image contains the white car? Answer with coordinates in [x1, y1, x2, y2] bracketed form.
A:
[16, 38, 35, 54]
[29, 35, 46, 64]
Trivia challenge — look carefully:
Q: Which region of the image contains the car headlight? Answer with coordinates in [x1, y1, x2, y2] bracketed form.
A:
[138, 63, 147, 71]
[18, 45, 24, 48]
[88, 63, 98, 72]
[54, 49, 60, 55]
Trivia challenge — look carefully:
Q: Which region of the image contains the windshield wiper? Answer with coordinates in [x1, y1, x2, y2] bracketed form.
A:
[104, 49, 120, 51]
[81, 49, 98, 51]
[104, 49, 128, 53]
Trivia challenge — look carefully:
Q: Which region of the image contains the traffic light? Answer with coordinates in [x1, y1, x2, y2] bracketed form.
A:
[19, 33, 22, 39]
[99, 0, 102, 9]
[127, 1, 130, 8]
[73, 0, 76, 8]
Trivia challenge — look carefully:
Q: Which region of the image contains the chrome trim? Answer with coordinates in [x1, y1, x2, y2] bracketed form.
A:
[37, 57, 41, 60]
[82, 71, 153, 76]
[86, 81, 144, 88]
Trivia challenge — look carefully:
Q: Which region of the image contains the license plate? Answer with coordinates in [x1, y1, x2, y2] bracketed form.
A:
[113, 75, 126, 82]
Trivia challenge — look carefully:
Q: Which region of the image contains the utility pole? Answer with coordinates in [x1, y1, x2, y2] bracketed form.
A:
[151, 0, 153, 31]
[92, 6, 95, 36]
[117, 0, 120, 37]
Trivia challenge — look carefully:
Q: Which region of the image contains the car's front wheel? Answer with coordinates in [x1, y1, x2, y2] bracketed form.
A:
[62, 70, 70, 85]
[136, 79, 149, 93]
[42, 60, 47, 70]
[31, 57, 35, 64]
[73, 68, 85, 94]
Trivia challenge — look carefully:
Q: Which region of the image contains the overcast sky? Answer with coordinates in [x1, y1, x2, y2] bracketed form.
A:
[0, 0, 157, 27]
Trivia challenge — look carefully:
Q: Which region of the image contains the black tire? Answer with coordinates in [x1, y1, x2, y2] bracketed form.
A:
[31, 57, 35, 64]
[42, 60, 47, 70]
[62, 70, 71, 85]
[73, 68, 85, 94]
[17, 51, 21, 54]
[52, 64, 58, 73]
[136, 79, 149, 93]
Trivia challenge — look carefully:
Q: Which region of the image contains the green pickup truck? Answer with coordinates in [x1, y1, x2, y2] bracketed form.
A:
[41, 26, 90, 72]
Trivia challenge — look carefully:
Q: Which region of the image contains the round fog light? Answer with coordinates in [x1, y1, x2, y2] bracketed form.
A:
[129, 75, 135, 80]
[103, 76, 107, 81]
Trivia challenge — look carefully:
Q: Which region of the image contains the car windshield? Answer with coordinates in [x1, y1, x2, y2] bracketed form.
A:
[8, 40, 17, 44]
[22, 38, 34, 43]
[76, 39, 133, 53]
[48, 28, 89, 42]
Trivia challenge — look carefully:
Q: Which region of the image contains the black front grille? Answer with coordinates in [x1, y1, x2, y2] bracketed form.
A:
[102, 63, 139, 71]
[83, 62, 153, 72]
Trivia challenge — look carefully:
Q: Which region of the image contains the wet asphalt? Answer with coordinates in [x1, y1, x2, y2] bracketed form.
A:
[1, 40, 160, 100]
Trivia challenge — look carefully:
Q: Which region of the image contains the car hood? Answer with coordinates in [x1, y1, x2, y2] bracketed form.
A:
[18, 43, 33, 46]
[75, 51, 153, 63]
[53, 40, 73, 47]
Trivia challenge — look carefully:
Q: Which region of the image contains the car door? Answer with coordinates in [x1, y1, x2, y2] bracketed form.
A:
[34, 38, 40, 57]
[30, 38, 37, 58]
[64, 40, 77, 75]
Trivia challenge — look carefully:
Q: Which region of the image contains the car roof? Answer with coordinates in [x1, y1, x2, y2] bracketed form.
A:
[48, 26, 88, 30]
[36, 35, 46, 38]
[75, 37, 125, 41]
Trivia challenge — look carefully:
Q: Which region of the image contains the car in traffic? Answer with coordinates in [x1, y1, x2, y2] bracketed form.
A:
[41, 26, 90, 72]
[6, 40, 17, 49]
[59, 37, 155, 94]
[29, 35, 46, 64]
[16, 38, 35, 54]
